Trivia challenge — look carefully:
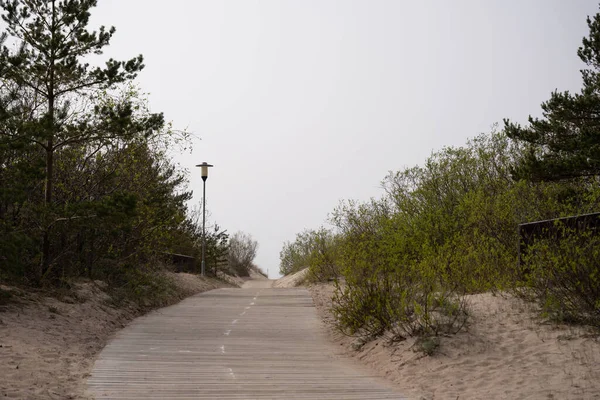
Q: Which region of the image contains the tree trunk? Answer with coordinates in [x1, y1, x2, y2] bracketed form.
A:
[88, 230, 95, 279]
[38, 108, 54, 282]
[39, 1, 57, 283]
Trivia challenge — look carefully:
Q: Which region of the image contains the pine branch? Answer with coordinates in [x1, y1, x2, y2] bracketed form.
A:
[54, 78, 106, 97]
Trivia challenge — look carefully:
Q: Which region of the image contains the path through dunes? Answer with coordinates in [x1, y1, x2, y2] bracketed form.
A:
[87, 281, 404, 399]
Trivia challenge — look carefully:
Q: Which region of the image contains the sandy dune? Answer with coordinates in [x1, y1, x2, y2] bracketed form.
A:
[0, 273, 231, 400]
[273, 268, 309, 288]
[3, 271, 599, 399]
[309, 283, 600, 400]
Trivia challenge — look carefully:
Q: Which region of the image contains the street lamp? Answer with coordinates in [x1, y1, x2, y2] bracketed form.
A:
[196, 162, 213, 276]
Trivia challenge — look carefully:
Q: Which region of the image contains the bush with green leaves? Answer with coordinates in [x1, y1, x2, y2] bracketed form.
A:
[283, 2, 600, 339]
[299, 129, 600, 343]
[330, 197, 469, 340]
[279, 227, 340, 282]
[518, 226, 600, 327]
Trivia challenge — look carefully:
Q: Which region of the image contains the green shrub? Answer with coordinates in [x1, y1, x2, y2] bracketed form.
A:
[287, 129, 600, 344]
[110, 265, 178, 308]
[415, 336, 440, 356]
[519, 228, 600, 327]
[279, 227, 340, 282]
[332, 262, 469, 341]
[0, 288, 12, 305]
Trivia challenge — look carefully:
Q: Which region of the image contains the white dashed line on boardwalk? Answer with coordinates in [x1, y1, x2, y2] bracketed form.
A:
[88, 283, 405, 399]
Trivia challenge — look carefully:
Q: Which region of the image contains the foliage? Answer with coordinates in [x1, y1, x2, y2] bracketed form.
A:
[501, 7, 600, 326]
[117, 267, 179, 308]
[0, 286, 12, 305]
[518, 227, 600, 327]
[414, 336, 441, 356]
[227, 231, 258, 276]
[279, 233, 311, 276]
[504, 8, 600, 181]
[171, 204, 230, 275]
[330, 193, 470, 340]
[203, 224, 230, 276]
[285, 127, 600, 342]
[0, 0, 164, 284]
[279, 227, 340, 282]
[0, 1, 248, 305]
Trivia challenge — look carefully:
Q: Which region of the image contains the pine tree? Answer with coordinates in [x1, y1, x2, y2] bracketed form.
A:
[0, 0, 163, 281]
[505, 8, 600, 181]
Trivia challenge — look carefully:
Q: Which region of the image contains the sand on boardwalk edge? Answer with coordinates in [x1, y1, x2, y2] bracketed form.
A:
[307, 282, 600, 400]
[0, 272, 234, 400]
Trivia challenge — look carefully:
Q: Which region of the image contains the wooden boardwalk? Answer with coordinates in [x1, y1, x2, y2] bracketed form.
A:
[87, 282, 404, 399]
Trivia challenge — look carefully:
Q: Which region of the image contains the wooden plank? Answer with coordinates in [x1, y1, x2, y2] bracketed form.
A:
[87, 285, 405, 399]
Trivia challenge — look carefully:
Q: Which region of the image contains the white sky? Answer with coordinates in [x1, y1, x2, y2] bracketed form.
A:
[89, 0, 597, 278]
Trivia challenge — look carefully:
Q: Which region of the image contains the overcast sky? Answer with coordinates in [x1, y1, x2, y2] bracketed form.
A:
[89, 0, 597, 278]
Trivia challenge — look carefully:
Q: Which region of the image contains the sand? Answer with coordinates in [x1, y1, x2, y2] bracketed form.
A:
[4, 272, 599, 399]
[272, 268, 309, 288]
[0, 273, 232, 400]
[309, 283, 600, 400]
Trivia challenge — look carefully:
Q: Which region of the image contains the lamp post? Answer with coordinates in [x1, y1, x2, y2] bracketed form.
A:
[196, 162, 213, 276]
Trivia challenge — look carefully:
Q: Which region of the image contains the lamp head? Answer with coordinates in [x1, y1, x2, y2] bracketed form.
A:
[195, 162, 214, 180]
